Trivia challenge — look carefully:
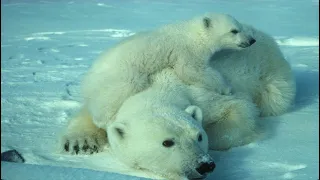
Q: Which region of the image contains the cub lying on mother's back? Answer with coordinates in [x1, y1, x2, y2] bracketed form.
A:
[82, 13, 256, 128]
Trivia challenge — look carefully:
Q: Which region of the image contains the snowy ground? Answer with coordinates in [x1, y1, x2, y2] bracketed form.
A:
[1, 0, 319, 180]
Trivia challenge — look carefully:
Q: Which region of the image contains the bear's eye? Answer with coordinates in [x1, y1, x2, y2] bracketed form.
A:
[230, 29, 239, 34]
[162, 139, 175, 148]
[198, 134, 202, 142]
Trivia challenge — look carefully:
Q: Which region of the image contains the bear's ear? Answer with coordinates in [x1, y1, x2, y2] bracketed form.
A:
[185, 105, 203, 124]
[203, 17, 212, 29]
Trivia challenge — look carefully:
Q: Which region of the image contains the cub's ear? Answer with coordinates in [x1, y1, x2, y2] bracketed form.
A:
[108, 122, 127, 140]
[185, 105, 203, 124]
[203, 17, 212, 29]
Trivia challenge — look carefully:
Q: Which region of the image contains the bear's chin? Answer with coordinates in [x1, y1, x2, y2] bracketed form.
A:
[188, 172, 208, 180]
[183, 169, 209, 180]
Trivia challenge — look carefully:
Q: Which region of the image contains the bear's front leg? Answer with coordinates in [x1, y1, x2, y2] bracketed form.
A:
[60, 107, 107, 155]
[203, 66, 232, 95]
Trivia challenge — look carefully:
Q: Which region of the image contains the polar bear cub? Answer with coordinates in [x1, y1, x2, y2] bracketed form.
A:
[210, 24, 296, 116]
[81, 13, 256, 128]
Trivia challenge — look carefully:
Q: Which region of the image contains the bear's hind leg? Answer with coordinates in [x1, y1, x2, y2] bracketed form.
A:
[60, 107, 107, 155]
[203, 94, 260, 151]
[256, 70, 296, 117]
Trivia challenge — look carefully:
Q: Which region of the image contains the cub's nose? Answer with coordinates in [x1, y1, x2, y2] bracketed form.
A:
[249, 38, 256, 45]
[196, 161, 216, 175]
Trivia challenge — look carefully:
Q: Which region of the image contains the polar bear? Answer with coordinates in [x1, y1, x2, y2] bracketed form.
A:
[61, 69, 260, 179]
[82, 13, 256, 128]
[209, 24, 296, 116]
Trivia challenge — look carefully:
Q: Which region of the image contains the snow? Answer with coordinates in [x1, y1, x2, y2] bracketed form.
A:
[1, 161, 149, 180]
[1, 0, 319, 180]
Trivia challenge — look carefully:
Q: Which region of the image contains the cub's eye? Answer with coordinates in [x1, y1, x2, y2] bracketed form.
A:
[230, 29, 239, 34]
[198, 134, 203, 142]
[162, 139, 175, 147]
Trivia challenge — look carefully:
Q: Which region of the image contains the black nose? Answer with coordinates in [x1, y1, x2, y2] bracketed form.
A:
[249, 38, 256, 45]
[196, 161, 216, 175]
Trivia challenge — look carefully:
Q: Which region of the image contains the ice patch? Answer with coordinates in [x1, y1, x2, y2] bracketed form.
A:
[56, 111, 69, 123]
[42, 100, 80, 109]
[6, 81, 34, 85]
[24, 37, 51, 41]
[111, 32, 135, 38]
[294, 64, 308, 68]
[78, 44, 89, 47]
[37, 60, 44, 64]
[2, 119, 10, 123]
[97, 3, 112, 7]
[276, 37, 319, 46]
[90, 51, 103, 54]
[33, 29, 133, 34]
[283, 172, 296, 179]
[29, 29, 135, 38]
[263, 162, 307, 171]
[1, 3, 27, 6]
[50, 49, 60, 52]
[246, 142, 258, 148]
[1, 44, 12, 47]
[33, 32, 66, 35]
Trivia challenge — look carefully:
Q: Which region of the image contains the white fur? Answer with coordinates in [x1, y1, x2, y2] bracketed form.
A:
[107, 69, 212, 180]
[60, 68, 258, 178]
[60, 107, 107, 154]
[210, 24, 296, 116]
[81, 13, 255, 128]
[107, 69, 258, 179]
[59, 13, 295, 179]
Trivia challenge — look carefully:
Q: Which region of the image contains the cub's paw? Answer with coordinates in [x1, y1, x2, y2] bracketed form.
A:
[61, 130, 107, 155]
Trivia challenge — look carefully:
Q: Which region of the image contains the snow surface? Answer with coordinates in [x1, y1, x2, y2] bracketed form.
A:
[1, 161, 149, 180]
[1, 0, 319, 179]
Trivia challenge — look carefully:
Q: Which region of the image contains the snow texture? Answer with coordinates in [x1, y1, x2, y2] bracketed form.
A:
[1, 161, 149, 180]
[1, 0, 319, 180]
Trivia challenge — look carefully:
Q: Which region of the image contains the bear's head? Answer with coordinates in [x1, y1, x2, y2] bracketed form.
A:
[107, 105, 215, 180]
[194, 13, 256, 52]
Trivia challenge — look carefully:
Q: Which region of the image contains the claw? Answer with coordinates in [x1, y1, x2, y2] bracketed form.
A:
[73, 141, 80, 154]
[82, 140, 90, 152]
[64, 140, 70, 152]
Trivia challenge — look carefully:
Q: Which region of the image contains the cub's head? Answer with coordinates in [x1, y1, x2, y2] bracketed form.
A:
[195, 13, 256, 51]
[107, 105, 215, 180]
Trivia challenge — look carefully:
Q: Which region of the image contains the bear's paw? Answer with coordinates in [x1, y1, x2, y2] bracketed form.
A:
[61, 130, 107, 155]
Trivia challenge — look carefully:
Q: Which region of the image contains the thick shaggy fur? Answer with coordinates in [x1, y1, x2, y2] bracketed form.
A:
[210, 24, 296, 117]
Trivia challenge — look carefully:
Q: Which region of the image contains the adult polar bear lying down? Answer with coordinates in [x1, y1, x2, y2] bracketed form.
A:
[82, 13, 256, 129]
[61, 69, 258, 180]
